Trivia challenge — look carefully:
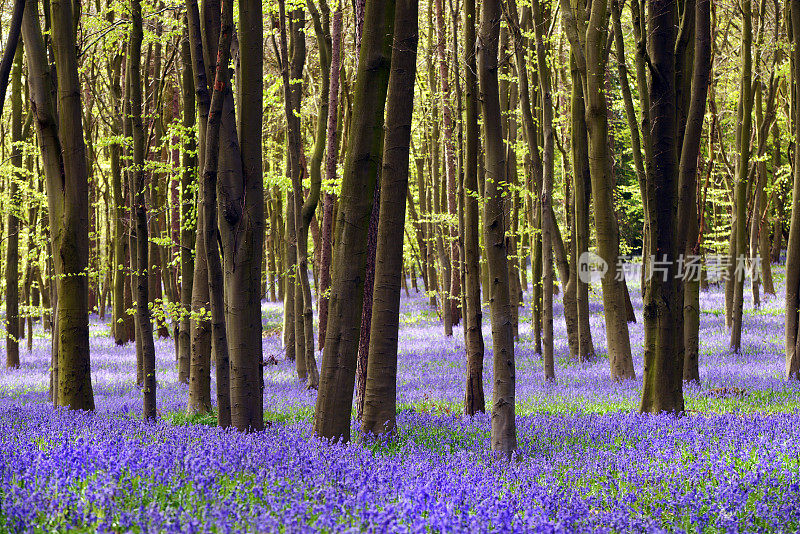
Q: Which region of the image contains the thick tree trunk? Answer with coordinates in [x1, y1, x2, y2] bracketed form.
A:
[23, 0, 95, 410]
[314, 0, 395, 442]
[222, 0, 265, 431]
[361, 0, 418, 433]
[478, 0, 517, 458]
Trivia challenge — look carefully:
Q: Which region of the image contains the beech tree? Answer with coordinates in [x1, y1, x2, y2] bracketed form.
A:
[361, 0, 419, 434]
[22, 0, 94, 410]
[314, 0, 396, 442]
[478, 0, 517, 457]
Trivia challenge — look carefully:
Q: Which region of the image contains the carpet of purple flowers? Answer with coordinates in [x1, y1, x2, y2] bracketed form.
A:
[1, 272, 800, 532]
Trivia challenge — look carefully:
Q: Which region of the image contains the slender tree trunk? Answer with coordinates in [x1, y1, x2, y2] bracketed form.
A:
[730, 0, 752, 353]
[186, 0, 212, 415]
[434, 0, 461, 326]
[6, 44, 21, 369]
[318, 4, 343, 351]
[463, 0, 485, 416]
[0, 0, 24, 120]
[478, 0, 517, 458]
[533, 0, 554, 380]
[129, 0, 157, 421]
[178, 20, 196, 384]
[361, 0, 418, 433]
[785, 0, 800, 379]
[200, 0, 236, 428]
[562, 0, 635, 379]
[681, 0, 712, 382]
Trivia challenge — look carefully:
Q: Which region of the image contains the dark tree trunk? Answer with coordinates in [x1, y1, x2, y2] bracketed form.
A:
[6, 44, 21, 369]
[729, 0, 752, 353]
[361, 0, 418, 434]
[185, 0, 212, 415]
[129, 0, 157, 421]
[314, 0, 396, 442]
[178, 19, 196, 384]
[533, 0, 554, 380]
[200, 0, 235, 429]
[478, 0, 517, 458]
[318, 5, 343, 351]
[356, 185, 379, 421]
[463, 0, 485, 416]
[785, 0, 800, 378]
[23, 0, 95, 410]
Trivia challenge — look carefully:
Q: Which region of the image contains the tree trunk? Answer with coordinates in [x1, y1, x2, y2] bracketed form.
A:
[23, 0, 95, 410]
[314, 0, 396, 442]
[222, 0, 265, 431]
[129, 0, 157, 421]
[478, 0, 517, 458]
[356, 183, 380, 421]
[785, 0, 800, 379]
[6, 43, 21, 369]
[434, 0, 461, 327]
[178, 20, 196, 384]
[463, 0, 485, 416]
[186, 0, 212, 415]
[361, 0, 418, 434]
[563, 0, 635, 379]
[533, 0, 554, 380]
[200, 0, 236, 429]
[730, 0, 752, 353]
[318, 5, 343, 351]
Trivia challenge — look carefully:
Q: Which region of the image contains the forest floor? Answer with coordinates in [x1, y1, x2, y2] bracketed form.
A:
[1, 269, 799, 532]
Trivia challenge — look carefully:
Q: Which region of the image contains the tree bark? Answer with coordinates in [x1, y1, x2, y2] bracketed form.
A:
[561, 0, 635, 379]
[478, 0, 517, 458]
[6, 43, 22, 369]
[224, 0, 265, 431]
[463, 0, 485, 416]
[318, 4, 343, 351]
[200, 0, 236, 429]
[0, 0, 25, 119]
[178, 18, 196, 384]
[129, 0, 158, 421]
[23, 0, 95, 410]
[785, 0, 800, 378]
[186, 0, 212, 415]
[434, 0, 461, 326]
[361, 0, 418, 434]
[314, 0, 395, 442]
[533, 0, 554, 380]
[730, 0, 752, 353]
